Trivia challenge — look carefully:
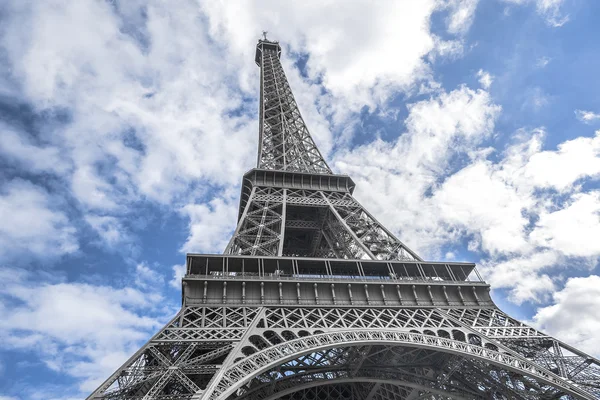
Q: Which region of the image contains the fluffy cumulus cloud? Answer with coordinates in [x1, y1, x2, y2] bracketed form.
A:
[434, 161, 533, 256]
[1, 0, 257, 241]
[513, 130, 600, 190]
[533, 275, 600, 357]
[476, 69, 493, 89]
[465, 131, 600, 303]
[0, 267, 169, 394]
[530, 192, 600, 257]
[180, 193, 239, 254]
[0, 179, 78, 261]
[575, 109, 600, 124]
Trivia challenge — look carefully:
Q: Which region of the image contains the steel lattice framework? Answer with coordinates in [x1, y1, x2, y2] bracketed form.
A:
[88, 38, 600, 400]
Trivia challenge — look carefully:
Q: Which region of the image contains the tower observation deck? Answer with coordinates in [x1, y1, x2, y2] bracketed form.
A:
[88, 37, 600, 400]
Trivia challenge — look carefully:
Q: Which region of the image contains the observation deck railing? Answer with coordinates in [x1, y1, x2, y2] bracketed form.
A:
[186, 254, 484, 284]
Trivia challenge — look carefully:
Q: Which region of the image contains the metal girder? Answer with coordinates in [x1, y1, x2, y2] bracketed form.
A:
[226, 186, 420, 261]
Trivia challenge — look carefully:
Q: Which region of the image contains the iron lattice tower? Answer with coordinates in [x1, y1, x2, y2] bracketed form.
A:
[88, 38, 600, 400]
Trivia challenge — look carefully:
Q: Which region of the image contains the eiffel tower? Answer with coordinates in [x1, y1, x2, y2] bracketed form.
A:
[88, 37, 600, 400]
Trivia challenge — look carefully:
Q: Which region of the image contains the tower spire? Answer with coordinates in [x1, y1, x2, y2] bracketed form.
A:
[255, 37, 332, 174]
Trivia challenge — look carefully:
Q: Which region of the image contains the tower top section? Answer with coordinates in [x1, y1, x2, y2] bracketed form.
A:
[255, 38, 281, 66]
[254, 37, 332, 175]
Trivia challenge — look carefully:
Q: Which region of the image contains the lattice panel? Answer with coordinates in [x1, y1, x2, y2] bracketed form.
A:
[155, 307, 259, 342]
[325, 192, 418, 261]
[226, 187, 284, 256]
[263, 307, 460, 330]
[282, 384, 357, 400]
[92, 342, 227, 399]
[374, 383, 422, 400]
[444, 308, 544, 337]
[156, 328, 245, 342]
[258, 46, 331, 174]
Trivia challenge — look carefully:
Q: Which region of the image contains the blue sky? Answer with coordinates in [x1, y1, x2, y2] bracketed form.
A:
[1, 0, 600, 399]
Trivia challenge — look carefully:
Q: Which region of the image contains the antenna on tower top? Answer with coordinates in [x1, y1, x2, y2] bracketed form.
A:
[262, 30, 268, 41]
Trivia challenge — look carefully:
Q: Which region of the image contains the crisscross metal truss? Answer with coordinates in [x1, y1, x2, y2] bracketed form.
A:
[225, 187, 420, 261]
[261, 307, 460, 330]
[257, 42, 331, 174]
[87, 307, 263, 399]
[445, 307, 600, 397]
[88, 305, 600, 400]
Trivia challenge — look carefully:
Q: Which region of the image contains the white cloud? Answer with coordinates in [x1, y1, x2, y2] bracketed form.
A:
[180, 194, 238, 254]
[0, 0, 266, 272]
[0, 123, 69, 175]
[481, 251, 559, 304]
[502, 0, 569, 27]
[446, 130, 600, 302]
[430, 37, 466, 61]
[0, 267, 166, 394]
[134, 262, 164, 289]
[436, 130, 600, 301]
[535, 0, 569, 27]
[71, 166, 122, 211]
[444, 0, 480, 35]
[476, 69, 493, 89]
[170, 264, 186, 289]
[575, 110, 600, 124]
[0, 179, 78, 261]
[514, 129, 600, 191]
[84, 215, 130, 249]
[434, 161, 532, 255]
[532, 275, 600, 357]
[2, 0, 257, 210]
[530, 192, 600, 258]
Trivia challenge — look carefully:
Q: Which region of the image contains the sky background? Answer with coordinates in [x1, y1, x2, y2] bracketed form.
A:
[1, 0, 600, 399]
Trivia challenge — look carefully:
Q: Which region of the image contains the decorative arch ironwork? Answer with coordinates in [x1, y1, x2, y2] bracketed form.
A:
[206, 330, 592, 400]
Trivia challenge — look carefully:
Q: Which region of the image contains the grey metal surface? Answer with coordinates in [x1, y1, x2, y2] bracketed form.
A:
[87, 38, 600, 400]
